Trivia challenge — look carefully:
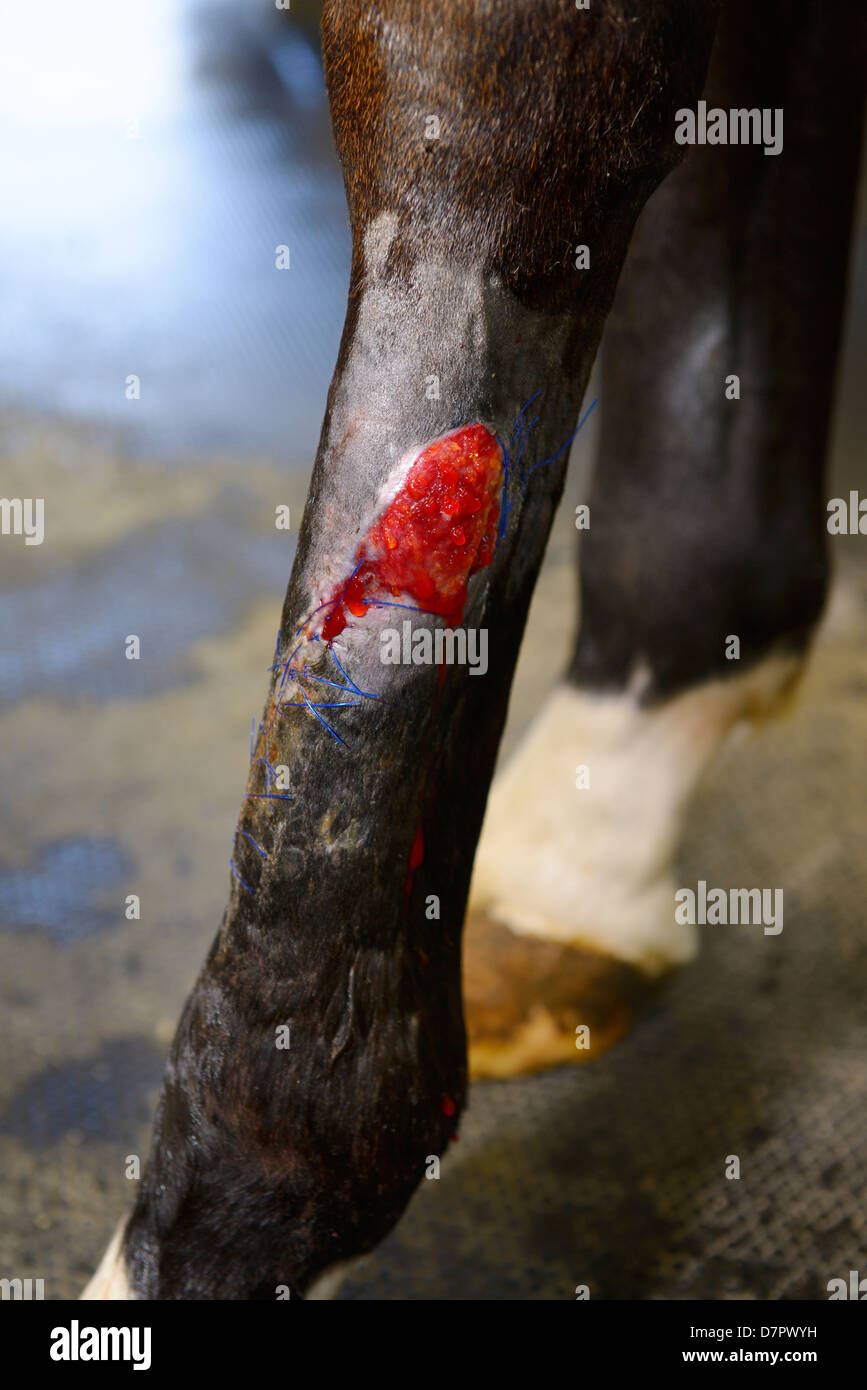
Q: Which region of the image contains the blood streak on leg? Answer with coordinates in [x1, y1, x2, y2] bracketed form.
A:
[404, 822, 425, 897]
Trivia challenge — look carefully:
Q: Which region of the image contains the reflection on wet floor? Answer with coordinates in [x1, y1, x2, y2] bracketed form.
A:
[0, 1, 342, 1292]
[0, 839, 132, 943]
[0, 506, 294, 703]
[0, 1039, 164, 1150]
[0, 0, 349, 463]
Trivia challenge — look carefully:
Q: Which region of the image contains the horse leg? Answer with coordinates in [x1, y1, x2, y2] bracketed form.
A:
[466, 0, 865, 1077]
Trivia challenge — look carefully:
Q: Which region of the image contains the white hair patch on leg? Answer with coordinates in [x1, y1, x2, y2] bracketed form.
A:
[80, 1218, 133, 1301]
[304, 1258, 362, 1300]
[469, 654, 802, 975]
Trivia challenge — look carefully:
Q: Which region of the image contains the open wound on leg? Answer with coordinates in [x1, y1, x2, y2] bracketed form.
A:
[320, 423, 502, 641]
[241, 422, 503, 830]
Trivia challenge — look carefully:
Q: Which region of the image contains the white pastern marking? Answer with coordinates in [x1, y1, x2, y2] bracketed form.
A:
[80, 1219, 133, 1301]
[469, 655, 801, 974]
[305, 1258, 362, 1301]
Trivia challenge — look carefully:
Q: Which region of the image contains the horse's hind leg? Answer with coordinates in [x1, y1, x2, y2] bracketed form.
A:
[466, 0, 866, 1078]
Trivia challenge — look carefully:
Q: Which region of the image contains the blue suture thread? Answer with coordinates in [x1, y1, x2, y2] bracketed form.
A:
[286, 579, 354, 646]
[254, 753, 276, 815]
[300, 670, 356, 694]
[230, 858, 253, 893]
[301, 686, 345, 746]
[327, 644, 379, 701]
[255, 569, 378, 771]
[497, 392, 598, 535]
[498, 390, 541, 538]
[249, 728, 276, 814]
[280, 700, 362, 709]
[282, 560, 371, 712]
[268, 581, 355, 735]
[248, 793, 293, 801]
[291, 557, 364, 644]
[273, 601, 344, 688]
[265, 604, 382, 754]
[511, 390, 542, 447]
[239, 831, 268, 860]
[277, 555, 364, 668]
[368, 599, 443, 619]
[514, 414, 540, 487]
[270, 657, 293, 727]
[252, 755, 278, 776]
[525, 397, 597, 481]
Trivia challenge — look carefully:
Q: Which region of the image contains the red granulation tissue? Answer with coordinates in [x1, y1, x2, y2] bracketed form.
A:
[321, 424, 502, 641]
